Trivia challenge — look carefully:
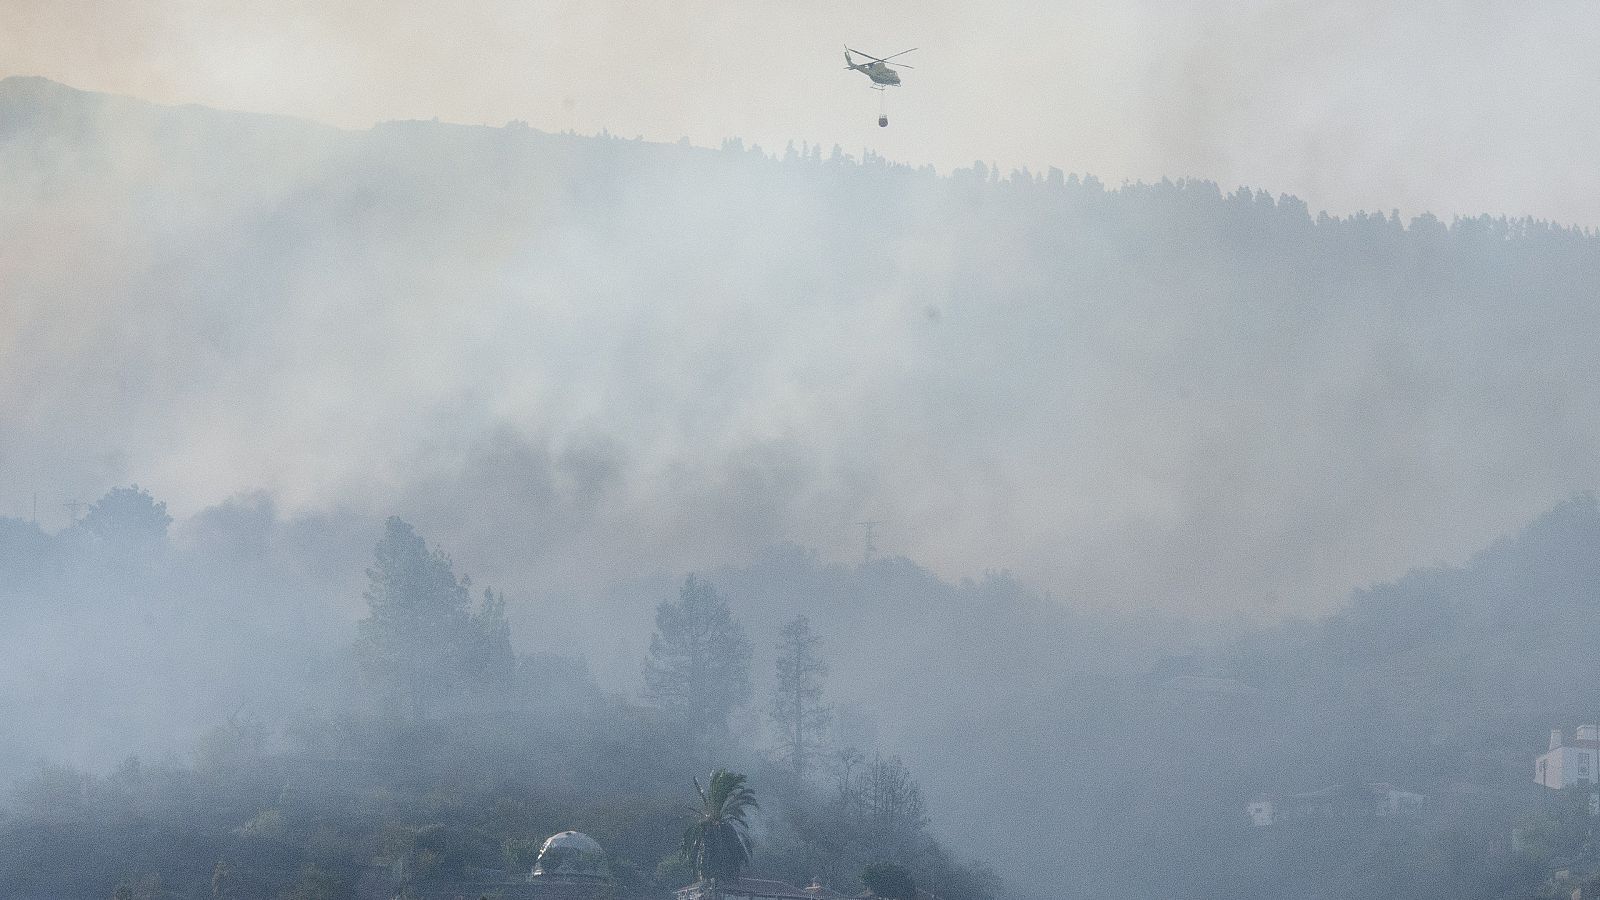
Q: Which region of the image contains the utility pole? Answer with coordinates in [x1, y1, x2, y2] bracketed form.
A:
[856, 521, 880, 565]
[63, 498, 83, 524]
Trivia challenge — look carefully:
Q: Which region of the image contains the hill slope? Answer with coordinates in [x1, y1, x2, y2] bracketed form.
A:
[5, 76, 1600, 621]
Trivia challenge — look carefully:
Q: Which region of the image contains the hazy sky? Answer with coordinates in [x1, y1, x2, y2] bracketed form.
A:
[6, 0, 1600, 225]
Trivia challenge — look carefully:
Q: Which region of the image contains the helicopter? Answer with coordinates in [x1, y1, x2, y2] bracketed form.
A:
[844, 47, 916, 126]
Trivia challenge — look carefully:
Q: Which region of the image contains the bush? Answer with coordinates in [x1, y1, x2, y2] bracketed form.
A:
[862, 862, 916, 899]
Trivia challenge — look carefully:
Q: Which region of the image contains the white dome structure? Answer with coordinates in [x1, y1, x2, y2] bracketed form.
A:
[530, 831, 611, 883]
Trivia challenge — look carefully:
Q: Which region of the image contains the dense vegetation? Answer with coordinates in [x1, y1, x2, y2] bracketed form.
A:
[0, 488, 995, 899]
[15, 488, 1600, 899]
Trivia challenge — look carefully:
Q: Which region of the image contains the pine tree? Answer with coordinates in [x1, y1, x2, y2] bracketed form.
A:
[354, 517, 513, 720]
[769, 615, 831, 781]
[643, 575, 752, 738]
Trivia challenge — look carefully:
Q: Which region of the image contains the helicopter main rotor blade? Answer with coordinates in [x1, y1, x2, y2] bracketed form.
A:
[845, 46, 889, 63]
[877, 48, 918, 62]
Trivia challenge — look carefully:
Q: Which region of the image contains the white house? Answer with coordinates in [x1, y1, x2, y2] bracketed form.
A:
[1536, 726, 1600, 789]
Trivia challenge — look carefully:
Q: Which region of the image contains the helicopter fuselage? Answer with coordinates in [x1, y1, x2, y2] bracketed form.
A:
[858, 61, 901, 86]
[845, 50, 904, 87]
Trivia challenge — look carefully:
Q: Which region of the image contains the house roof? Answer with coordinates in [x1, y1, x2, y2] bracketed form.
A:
[737, 877, 816, 898]
[680, 877, 848, 900]
[856, 888, 948, 900]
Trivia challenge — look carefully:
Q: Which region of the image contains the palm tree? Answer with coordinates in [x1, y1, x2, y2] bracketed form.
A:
[683, 770, 758, 884]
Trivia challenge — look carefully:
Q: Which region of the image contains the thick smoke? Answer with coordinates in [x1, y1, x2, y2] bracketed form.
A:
[4, 76, 1600, 622]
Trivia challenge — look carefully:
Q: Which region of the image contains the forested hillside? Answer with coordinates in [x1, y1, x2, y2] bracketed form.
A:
[8, 76, 1600, 900]
[0, 496, 996, 899]
[11, 485, 1600, 899]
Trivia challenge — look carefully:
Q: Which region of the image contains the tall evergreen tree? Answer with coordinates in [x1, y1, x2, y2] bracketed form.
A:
[643, 575, 752, 738]
[354, 517, 513, 720]
[769, 615, 831, 781]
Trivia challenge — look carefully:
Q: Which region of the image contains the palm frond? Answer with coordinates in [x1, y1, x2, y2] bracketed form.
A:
[684, 769, 759, 882]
